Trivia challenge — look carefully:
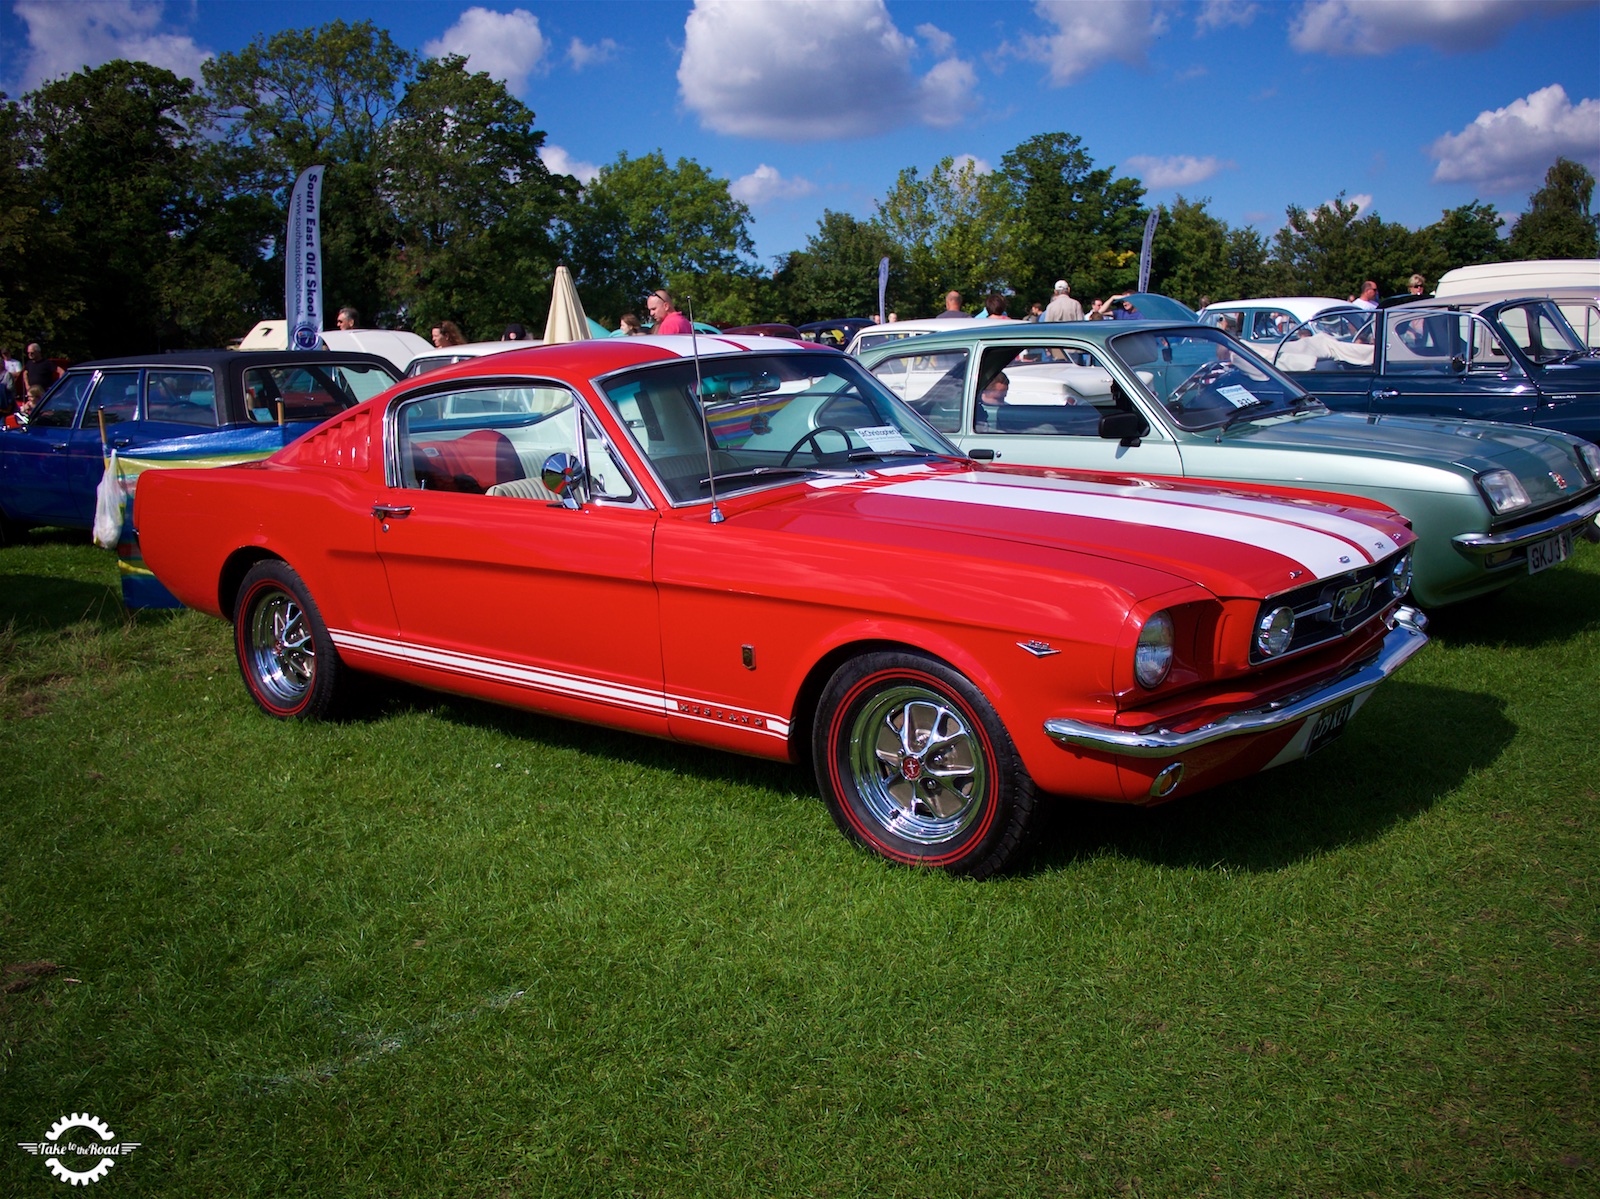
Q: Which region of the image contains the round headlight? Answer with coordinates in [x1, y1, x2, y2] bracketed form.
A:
[1255, 605, 1295, 658]
[1134, 611, 1175, 689]
[1389, 550, 1413, 599]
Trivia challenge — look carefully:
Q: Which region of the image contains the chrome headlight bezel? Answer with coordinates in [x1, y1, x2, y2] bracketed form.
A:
[1477, 468, 1531, 515]
[1134, 611, 1175, 689]
[1254, 605, 1296, 659]
[1389, 549, 1414, 599]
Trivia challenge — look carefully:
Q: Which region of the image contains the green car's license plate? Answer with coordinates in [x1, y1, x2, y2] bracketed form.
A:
[1528, 529, 1574, 574]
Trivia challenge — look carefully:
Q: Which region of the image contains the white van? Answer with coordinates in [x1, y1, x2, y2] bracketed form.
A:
[236, 320, 431, 371]
[1434, 259, 1599, 297]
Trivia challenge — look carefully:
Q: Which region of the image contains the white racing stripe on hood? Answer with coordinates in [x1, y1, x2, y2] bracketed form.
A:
[883, 475, 1391, 579]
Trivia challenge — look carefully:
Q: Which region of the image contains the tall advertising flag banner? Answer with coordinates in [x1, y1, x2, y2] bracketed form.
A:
[877, 256, 890, 324]
[1137, 210, 1159, 294]
[285, 165, 326, 351]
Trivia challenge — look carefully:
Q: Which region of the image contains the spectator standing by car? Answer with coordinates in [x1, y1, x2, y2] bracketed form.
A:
[1, 346, 20, 409]
[1026, 302, 1044, 322]
[336, 306, 359, 330]
[1407, 273, 1429, 297]
[22, 344, 62, 396]
[1042, 280, 1085, 322]
[431, 321, 467, 347]
[502, 323, 528, 340]
[619, 313, 644, 335]
[934, 290, 965, 319]
[646, 289, 692, 335]
[1352, 281, 1380, 310]
[984, 294, 1013, 320]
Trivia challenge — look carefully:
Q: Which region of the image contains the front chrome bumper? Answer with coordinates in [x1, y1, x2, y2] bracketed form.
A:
[1043, 606, 1429, 759]
[1453, 492, 1600, 556]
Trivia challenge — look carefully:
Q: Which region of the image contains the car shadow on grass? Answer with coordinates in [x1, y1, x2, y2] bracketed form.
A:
[1026, 678, 1513, 875]
[0, 572, 129, 634]
[1419, 554, 1600, 650]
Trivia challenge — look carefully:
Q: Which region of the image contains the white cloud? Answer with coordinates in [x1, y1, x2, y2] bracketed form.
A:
[539, 145, 600, 185]
[1016, 0, 1165, 86]
[951, 153, 993, 175]
[1312, 193, 1372, 216]
[1427, 84, 1600, 193]
[568, 37, 618, 70]
[1289, 0, 1589, 56]
[678, 0, 976, 140]
[1196, 1, 1260, 34]
[14, 0, 211, 89]
[729, 164, 817, 206]
[1124, 154, 1233, 189]
[424, 7, 547, 93]
[916, 23, 955, 56]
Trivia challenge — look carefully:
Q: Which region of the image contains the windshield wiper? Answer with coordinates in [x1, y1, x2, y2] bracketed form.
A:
[697, 466, 816, 489]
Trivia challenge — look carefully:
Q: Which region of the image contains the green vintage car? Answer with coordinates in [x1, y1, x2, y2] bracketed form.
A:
[858, 320, 1600, 607]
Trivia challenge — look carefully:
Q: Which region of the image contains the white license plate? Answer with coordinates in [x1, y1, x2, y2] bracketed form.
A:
[1306, 698, 1354, 756]
[1527, 529, 1574, 574]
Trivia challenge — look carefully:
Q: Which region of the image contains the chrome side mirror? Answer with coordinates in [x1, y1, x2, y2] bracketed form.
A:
[540, 452, 588, 509]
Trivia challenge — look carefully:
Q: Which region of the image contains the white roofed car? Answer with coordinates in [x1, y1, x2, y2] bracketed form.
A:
[845, 316, 990, 357]
[402, 340, 535, 378]
[1197, 299, 1358, 349]
[237, 320, 431, 372]
[1434, 259, 1599, 297]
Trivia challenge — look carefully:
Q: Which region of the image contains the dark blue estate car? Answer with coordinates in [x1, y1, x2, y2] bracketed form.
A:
[0, 349, 397, 542]
[1270, 297, 1600, 444]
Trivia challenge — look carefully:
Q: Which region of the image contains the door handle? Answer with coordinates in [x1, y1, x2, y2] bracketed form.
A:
[1370, 389, 1399, 401]
[372, 503, 413, 519]
[111, 438, 131, 448]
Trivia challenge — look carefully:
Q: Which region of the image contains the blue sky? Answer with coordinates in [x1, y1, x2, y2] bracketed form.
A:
[4, 1, 1598, 270]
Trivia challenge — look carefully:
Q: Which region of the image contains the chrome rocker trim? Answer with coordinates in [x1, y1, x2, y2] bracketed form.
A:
[1043, 606, 1429, 759]
[1452, 492, 1600, 556]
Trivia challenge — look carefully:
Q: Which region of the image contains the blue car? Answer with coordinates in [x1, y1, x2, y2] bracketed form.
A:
[0, 349, 397, 542]
[1271, 297, 1600, 443]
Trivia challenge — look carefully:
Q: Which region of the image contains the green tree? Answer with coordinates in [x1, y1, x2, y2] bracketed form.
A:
[873, 157, 1008, 313]
[1264, 195, 1419, 298]
[997, 133, 1147, 308]
[378, 55, 569, 340]
[201, 20, 414, 326]
[1508, 157, 1599, 259]
[18, 61, 243, 357]
[770, 210, 901, 324]
[1419, 201, 1505, 282]
[563, 151, 757, 326]
[1146, 195, 1269, 309]
[0, 92, 80, 356]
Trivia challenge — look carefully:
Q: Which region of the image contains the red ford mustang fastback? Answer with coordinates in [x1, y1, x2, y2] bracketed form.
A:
[135, 336, 1427, 877]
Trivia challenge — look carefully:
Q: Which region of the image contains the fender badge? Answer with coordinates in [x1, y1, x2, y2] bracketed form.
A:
[1018, 640, 1060, 658]
[1550, 471, 1568, 490]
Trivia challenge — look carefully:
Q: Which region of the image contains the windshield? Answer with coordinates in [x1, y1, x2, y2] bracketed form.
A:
[598, 352, 959, 503]
[1108, 326, 1314, 432]
[1491, 299, 1586, 362]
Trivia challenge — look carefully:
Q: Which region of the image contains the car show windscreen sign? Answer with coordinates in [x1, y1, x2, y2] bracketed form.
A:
[285, 165, 326, 351]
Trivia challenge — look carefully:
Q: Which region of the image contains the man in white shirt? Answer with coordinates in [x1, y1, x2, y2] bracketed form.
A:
[1352, 280, 1379, 310]
[1042, 280, 1085, 322]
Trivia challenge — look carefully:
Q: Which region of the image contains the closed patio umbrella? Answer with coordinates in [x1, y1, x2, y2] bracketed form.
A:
[543, 263, 593, 345]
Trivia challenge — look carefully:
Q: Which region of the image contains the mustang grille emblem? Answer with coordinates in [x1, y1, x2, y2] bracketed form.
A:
[1331, 580, 1374, 620]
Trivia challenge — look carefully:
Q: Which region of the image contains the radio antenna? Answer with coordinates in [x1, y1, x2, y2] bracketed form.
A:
[687, 295, 725, 524]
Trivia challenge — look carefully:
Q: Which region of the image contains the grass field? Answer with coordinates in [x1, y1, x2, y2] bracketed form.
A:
[2, 530, 1596, 1197]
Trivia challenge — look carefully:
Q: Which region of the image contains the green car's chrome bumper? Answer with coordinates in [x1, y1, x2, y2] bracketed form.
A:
[1453, 491, 1600, 555]
[1043, 606, 1429, 758]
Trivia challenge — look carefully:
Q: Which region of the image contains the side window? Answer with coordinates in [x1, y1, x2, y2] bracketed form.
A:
[974, 344, 1117, 437]
[397, 385, 578, 496]
[82, 370, 141, 428]
[146, 368, 217, 426]
[32, 373, 93, 429]
[329, 363, 395, 402]
[244, 364, 380, 423]
[867, 349, 969, 433]
[582, 411, 638, 503]
[1386, 314, 1458, 373]
[1466, 316, 1513, 371]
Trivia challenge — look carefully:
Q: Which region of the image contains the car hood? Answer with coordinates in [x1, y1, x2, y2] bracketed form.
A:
[1226, 412, 1594, 510]
[737, 466, 1407, 601]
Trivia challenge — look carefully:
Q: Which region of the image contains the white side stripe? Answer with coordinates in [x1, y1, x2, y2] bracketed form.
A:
[330, 630, 788, 740]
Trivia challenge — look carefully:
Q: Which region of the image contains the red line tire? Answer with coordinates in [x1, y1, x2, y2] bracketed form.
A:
[814, 651, 1036, 878]
[233, 561, 343, 720]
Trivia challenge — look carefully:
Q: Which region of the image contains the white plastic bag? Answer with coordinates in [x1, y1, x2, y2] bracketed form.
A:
[92, 451, 123, 549]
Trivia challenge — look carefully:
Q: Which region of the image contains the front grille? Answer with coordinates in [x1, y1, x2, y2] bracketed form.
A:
[1250, 557, 1399, 663]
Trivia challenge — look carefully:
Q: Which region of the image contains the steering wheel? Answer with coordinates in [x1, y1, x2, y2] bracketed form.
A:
[1167, 362, 1219, 409]
[781, 424, 854, 466]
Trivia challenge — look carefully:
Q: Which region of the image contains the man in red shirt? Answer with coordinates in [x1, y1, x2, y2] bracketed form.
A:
[646, 289, 692, 335]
